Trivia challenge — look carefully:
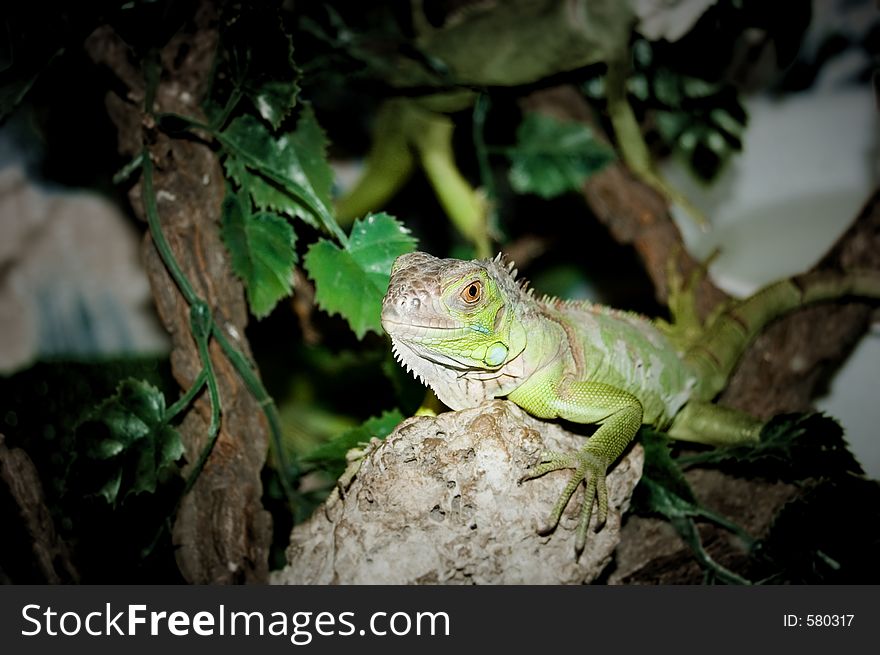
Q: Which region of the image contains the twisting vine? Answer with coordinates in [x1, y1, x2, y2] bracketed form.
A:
[139, 51, 296, 507]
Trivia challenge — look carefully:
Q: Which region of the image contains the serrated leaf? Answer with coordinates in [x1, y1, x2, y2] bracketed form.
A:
[240, 25, 300, 130]
[506, 113, 615, 199]
[304, 409, 404, 478]
[220, 110, 343, 240]
[251, 79, 300, 130]
[635, 429, 697, 509]
[221, 186, 297, 318]
[636, 428, 751, 535]
[634, 429, 754, 583]
[224, 157, 314, 227]
[75, 379, 183, 506]
[304, 213, 417, 338]
[287, 106, 333, 210]
[207, 1, 301, 130]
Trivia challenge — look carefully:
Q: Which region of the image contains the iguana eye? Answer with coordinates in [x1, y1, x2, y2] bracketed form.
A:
[460, 280, 482, 304]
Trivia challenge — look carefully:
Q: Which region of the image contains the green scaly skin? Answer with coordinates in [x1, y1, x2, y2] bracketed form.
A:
[381, 252, 880, 553]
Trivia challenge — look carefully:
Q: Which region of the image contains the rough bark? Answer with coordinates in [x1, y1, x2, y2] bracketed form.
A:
[274, 401, 643, 584]
[0, 434, 79, 583]
[85, 5, 271, 583]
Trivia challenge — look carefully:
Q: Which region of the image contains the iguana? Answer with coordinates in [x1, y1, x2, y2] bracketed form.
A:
[381, 251, 880, 551]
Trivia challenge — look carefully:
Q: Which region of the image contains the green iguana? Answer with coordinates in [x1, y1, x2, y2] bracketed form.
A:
[381, 251, 880, 551]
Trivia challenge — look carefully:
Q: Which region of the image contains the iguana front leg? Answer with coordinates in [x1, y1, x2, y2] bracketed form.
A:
[510, 378, 643, 552]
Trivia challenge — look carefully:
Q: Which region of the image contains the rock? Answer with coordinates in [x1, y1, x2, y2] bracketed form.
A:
[273, 400, 643, 585]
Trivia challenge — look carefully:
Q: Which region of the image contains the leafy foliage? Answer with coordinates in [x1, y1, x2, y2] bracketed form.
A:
[635, 429, 698, 509]
[643, 413, 874, 583]
[220, 108, 340, 238]
[677, 413, 863, 481]
[304, 213, 417, 338]
[221, 186, 296, 318]
[210, 0, 301, 130]
[635, 429, 747, 537]
[634, 429, 754, 584]
[303, 410, 404, 479]
[587, 37, 749, 182]
[74, 379, 183, 506]
[505, 113, 616, 199]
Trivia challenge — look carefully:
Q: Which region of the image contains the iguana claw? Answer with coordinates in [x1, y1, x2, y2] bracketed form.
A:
[523, 448, 610, 552]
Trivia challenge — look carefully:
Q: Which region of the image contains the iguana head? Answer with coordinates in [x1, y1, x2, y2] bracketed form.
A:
[381, 251, 529, 408]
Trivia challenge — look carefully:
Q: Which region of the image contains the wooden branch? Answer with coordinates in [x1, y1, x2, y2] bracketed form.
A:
[520, 85, 728, 316]
[0, 434, 79, 583]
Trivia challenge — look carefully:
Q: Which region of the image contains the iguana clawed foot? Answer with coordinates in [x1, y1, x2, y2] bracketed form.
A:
[522, 447, 610, 552]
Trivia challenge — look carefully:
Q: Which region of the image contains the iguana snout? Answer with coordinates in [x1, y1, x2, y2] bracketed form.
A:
[381, 252, 478, 335]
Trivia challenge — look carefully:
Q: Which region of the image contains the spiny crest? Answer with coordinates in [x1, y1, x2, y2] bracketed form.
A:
[391, 340, 426, 385]
[491, 251, 519, 279]
[535, 291, 652, 324]
[487, 251, 534, 300]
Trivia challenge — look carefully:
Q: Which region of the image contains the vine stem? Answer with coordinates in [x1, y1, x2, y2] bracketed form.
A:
[213, 323, 298, 501]
[183, 330, 222, 496]
[140, 53, 295, 508]
[164, 368, 208, 422]
[141, 152, 200, 306]
[141, 150, 224, 491]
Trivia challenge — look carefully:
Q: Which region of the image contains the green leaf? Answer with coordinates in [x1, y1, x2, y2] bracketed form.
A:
[635, 429, 752, 537]
[250, 79, 300, 130]
[287, 106, 334, 209]
[224, 157, 312, 226]
[75, 379, 183, 506]
[221, 186, 297, 318]
[652, 68, 682, 107]
[304, 213, 417, 338]
[636, 429, 697, 508]
[220, 109, 343, 240]
[633, 429, 754, 584]
[506, 113, 615, 199]
[304, 410, 404, 478]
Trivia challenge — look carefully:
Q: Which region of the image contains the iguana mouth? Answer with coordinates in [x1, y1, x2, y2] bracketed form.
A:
[380, 301, 464, 335]
[381, 318, 463, 332]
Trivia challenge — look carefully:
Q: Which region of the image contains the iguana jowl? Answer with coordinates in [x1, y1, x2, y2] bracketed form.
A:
[381, 251, 880, 551]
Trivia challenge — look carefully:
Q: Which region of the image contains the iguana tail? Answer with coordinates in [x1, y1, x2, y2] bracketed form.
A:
[686, 271, 880, 400]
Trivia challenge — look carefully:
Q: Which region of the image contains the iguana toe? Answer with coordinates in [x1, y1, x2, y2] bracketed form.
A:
[525, 448, 610, 551]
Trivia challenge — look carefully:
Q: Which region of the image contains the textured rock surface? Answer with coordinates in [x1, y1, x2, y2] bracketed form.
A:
[273, 400, 643, 585]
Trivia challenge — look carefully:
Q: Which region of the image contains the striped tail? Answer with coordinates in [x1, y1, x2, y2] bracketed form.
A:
[686, 271, 880, 400]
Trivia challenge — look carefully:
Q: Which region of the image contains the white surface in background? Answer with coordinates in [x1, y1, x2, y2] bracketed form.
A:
[0, 165, 169, 372]
[666, 87, 880, 478]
